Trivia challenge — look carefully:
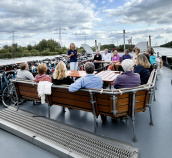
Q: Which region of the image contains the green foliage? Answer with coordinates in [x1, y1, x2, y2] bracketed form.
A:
[0, 48, 9, 54]
[35, 39, 60, 52]
[0, 40, 135, 59]
[100, 44, 116, 50]
[27, 45, 33, 51]
[160, 41, 172, 48]
[0, 53, 13, 58]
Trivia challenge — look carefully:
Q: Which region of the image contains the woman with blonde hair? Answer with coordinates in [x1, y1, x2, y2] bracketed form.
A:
[34, 63, 52, 82]
[134, 54, 151, 85]
[52, 61, 73, 85]
[67, 43, 79, 70]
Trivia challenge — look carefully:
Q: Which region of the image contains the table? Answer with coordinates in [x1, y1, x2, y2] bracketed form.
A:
[94, 61, 121, 71]
[67, 71, 97, 78]
[68, 70, 120, 89]
[93, 61, 121, 66]
[97, 71, 121, 88]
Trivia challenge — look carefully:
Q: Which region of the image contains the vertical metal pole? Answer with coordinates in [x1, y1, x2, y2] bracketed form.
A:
[89, 91, 97, 133]
[112, 95, 117, 115]
[46, 95, 51, 118]
[13, 82, 19, 111]
[131, 91, 137, 142]
[148, 89, 154, 126]
[149, 35, 151, 47]
[95, 40, 97, 50]
[154, 74, 157, 101]
[123, 30, 125, 50]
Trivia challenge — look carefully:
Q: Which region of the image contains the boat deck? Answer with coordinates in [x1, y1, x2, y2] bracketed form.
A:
[0, 66, 172, 158]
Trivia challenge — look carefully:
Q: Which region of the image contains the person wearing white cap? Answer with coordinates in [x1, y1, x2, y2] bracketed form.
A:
[113, 59, 140, 89]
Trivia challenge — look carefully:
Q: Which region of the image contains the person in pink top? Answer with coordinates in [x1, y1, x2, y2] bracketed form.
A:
[112, 50, 120, 62]
[34, 63, 52, 83]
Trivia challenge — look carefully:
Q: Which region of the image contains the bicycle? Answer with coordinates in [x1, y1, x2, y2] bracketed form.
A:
[0, 68, 25, 108]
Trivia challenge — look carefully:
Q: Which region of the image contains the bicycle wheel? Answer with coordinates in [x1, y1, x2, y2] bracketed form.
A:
[2, 83, 25, 108]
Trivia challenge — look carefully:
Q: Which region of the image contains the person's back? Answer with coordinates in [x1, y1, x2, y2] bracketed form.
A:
[52, 61, 74, 85]
[113, 59, 140, 89]
[113, 71, 140, 89]
[17, 62, 34, 80]
[134, 65, 150, 85]
[52, 76, 73, 85]
[69, 62, 103, 92]
[34, 63, 52, 83]
[148, 49, 156, 66]
[150, 55, 156, 66]
[134, 54, 151, 85]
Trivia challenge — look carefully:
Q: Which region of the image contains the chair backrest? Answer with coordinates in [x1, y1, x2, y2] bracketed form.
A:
[95, 92, 131, 117]
[14, 80, 40, 101]
[95, 89, 150, 118]
[12, 79, 153, 119]
[134, 89, 150, 113]
[147, 69, 155, 84]
[49, 86, 94, 113]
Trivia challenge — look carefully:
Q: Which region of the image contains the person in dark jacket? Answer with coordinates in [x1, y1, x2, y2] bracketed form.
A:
[134, 54, 151, 85]
[122, 49, 131, 61]
[113, 59, 140, 89]
[52, 61, 74, 85]
[93, 49, 102, 69]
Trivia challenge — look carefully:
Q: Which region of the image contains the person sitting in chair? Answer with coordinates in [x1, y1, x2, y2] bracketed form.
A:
[69, 62, 103, 92]
[122, 49, 131, 61]
[17, 62, 34, 80]
[93, 49, 102, 69]
[113, 59, 140, 89]
[34, 63, 52, 83]
[52, 61, 74, 85]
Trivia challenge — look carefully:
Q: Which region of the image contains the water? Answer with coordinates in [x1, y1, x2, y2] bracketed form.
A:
[154, 47, 172, 57]
[0, 47, 172, 66]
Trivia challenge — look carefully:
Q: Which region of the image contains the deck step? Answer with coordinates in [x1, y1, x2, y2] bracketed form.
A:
[0, 108, 139, 158]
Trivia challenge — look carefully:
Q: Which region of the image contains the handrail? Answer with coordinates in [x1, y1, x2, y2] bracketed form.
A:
[11, 79, 155, 96]
[11, 69, 157, 96]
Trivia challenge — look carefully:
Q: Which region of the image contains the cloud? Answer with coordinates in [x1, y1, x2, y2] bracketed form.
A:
[104, 0, 172, 25]
[0, 0, 97, 33]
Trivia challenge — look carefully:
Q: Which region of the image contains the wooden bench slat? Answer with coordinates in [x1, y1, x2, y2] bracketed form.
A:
[51, 97, 92, 110]
[51, 92, 90, 103]
[19, 90, 40, 100]
[52, 87, 89, 96]
[96, 98, 110, 106]
[135, 95, 146, 102]
[117, 98, 130, 105]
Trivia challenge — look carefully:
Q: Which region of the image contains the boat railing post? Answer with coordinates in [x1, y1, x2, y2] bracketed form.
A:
[147, 88, 154, 126]
[89, 91, 97, 133]
[131, 91, 137, 142]
[112, 95, 118, 115]
[13, 81, 19, 111]
[46, 95, 51, 118]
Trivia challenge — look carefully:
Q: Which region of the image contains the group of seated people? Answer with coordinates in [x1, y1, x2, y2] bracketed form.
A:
[16, 61, 102, 92]
[16, 46, 157, 94]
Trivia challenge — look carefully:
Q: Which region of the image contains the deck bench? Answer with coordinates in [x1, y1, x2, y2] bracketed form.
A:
[12, 69, 157, 142]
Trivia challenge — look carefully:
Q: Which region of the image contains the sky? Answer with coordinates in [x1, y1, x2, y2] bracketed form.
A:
[0, 0, 172, 49]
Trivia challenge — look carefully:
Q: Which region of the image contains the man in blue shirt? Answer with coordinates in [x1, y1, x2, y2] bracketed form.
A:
[122, 49, 131, 61]
[69, 62, 103, 92]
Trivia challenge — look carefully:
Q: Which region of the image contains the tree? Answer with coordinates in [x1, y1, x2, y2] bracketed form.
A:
[27, 45, 33, 51]
[0, 48, 9, 54]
